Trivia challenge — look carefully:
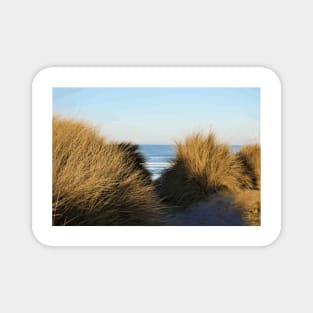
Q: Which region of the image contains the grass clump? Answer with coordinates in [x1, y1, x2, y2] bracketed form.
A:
[232, 190, 261, 226]
[236, 144, 261, 189]
[53, 116, 162, 226]
[157, 132, 253, 206]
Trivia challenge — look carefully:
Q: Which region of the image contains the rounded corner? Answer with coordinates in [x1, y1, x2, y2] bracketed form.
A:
[32, 66, 55, 89]
[258, 66, 282, 88]
[31, 225, 54, 248]
[261, 225, 282, 247]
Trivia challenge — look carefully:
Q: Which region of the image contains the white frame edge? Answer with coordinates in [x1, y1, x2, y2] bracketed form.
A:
[32, 66, 282, 247]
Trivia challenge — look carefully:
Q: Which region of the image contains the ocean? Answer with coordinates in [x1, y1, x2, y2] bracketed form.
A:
[138, 145, 176, 180]
[138, 144, 242, 181]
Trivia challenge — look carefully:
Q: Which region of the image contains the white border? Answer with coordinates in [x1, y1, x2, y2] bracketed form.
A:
[32, 67, 281, 246]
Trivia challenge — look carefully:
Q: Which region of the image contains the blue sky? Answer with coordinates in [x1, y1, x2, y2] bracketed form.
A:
[53, 87, 260, 145]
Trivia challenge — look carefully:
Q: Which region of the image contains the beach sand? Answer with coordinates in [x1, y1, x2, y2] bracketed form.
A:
[164, 194, 244, 226]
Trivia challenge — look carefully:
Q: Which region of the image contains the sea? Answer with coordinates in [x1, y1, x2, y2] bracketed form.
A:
[138, 144, 242, 181]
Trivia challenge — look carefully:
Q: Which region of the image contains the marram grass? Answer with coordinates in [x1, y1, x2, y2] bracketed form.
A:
[156, 132, 254, 207]
[232, 190, 261, 226]
[53, 117, 261, 227]
[236, 144, 261, 190]
[53, 116, 163, 226]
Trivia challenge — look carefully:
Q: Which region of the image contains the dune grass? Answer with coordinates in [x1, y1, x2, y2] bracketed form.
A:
[156, 132, 254, 207]
[53, 116, 163, 226]
[236, 144, 261, 189]
[116, 142, 151, 182]
[53, 117, 260, 226]
[232, 190, 261, 226]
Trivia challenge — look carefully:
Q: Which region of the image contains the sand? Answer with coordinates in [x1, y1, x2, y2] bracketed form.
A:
[164, 194, 244, 226]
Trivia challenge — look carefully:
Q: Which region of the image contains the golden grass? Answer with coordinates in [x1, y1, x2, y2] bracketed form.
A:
[232, 190, 261, 226]
[116, 142, 151, 182]
[157, 132, 253, 206]
[53, 116, 162, 226]
[236, 144, 260, 189]
[52, 117, 260, 226]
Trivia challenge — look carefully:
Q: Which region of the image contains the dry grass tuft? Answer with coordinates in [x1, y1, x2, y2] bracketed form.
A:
[53, 116, 162, 226]
[236, 144, 260, 189]
[116, 142, 151, 182]
[232, 190, 261, 226]
[157, 132, 253, 206]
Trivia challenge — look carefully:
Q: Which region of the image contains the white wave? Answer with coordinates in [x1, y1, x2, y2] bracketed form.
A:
[145, 162, 171, 167]
[151, 173, 161, 180]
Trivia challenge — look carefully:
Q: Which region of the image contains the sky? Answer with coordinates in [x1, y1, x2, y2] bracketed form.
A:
[53, 87, 260, 145]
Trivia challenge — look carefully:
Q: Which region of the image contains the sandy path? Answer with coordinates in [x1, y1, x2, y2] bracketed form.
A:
[164, 194, 244, 226]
